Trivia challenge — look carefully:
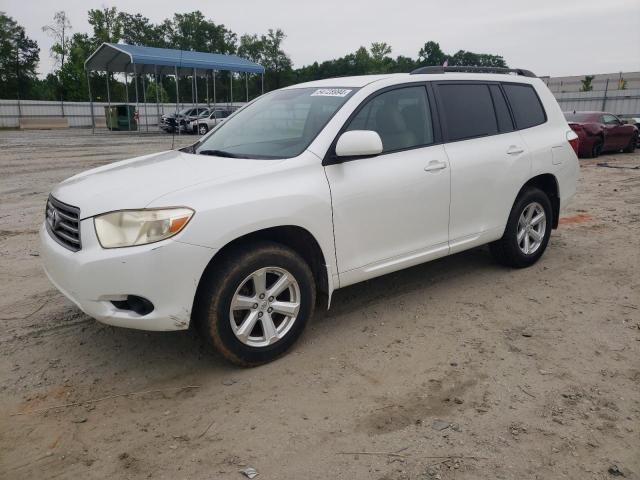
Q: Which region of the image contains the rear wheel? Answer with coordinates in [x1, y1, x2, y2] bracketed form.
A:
[194, 242, 315, 366]
[490, 187, 552, 268]
[623, 133, 637, 153]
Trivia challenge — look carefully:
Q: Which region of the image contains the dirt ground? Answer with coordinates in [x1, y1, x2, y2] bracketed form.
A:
[0, 129, 638, 480]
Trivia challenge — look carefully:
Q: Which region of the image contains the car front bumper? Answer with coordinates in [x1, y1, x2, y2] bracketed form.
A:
[40, 221, 215, 331]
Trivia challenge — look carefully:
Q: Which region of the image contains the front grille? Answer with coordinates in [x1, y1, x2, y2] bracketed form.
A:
[46, 195, 81, 251]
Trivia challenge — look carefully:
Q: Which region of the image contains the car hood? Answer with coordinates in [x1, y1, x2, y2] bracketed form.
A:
[52, 150, 281, 219]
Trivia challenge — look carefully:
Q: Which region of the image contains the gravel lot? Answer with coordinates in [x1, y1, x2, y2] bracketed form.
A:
[1, 129, 638, 480]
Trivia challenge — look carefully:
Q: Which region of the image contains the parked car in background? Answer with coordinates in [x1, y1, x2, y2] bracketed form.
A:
[186, 108, 234, 135]
[564, 111, 638, 158]
[160, 107, 209, 133]
[41, 68, 579, 366]
[178, 109, 212, 133]
[621, 117, 640, 146]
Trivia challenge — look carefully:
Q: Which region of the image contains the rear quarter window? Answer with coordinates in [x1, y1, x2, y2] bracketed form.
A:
[502, 83, 546, 130]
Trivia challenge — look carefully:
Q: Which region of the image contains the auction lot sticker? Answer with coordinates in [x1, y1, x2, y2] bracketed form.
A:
[311, 88, 352, 97]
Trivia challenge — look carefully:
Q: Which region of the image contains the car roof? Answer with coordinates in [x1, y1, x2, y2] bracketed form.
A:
[283, 72, 539, 90]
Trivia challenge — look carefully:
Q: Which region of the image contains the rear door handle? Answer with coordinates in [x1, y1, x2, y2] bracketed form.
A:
[424, 160, 447, 172]
[507, 145, 525, 155]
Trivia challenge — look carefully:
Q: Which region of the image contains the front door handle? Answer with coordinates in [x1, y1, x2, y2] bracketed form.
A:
[507, 145, 525, 155]
[424, 160, 447, 172]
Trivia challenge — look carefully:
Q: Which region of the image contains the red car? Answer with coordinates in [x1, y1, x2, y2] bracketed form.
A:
[564, 111, 638, 158]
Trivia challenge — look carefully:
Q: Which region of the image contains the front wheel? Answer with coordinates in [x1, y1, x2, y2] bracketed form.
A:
[194, 242, 316, 366]
[198, 124, 208, 135]
[623, 133, 637, 153]
[490, 187, 553, 268]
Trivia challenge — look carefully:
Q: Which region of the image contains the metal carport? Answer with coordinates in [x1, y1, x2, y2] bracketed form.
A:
[84, 43, 265, 133]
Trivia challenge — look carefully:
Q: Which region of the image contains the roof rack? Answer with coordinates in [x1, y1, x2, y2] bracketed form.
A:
[410, 66, 537, 78]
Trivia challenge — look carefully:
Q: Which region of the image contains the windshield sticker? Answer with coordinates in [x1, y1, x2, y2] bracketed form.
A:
[311, 88, 352, 97]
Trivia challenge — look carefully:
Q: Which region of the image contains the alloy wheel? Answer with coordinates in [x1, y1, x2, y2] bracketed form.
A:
[517, 202, 546, 255]
[229, 267, 301, 348]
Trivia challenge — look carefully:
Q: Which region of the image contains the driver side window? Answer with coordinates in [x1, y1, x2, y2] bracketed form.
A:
[346, 86, 434, 153]
[602, 114, 619, 125]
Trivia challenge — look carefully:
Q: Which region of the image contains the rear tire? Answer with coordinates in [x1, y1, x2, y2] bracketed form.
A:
[623, 133, 637, 153]
[490, 187, 553, 268]
[194, 241, 315, 366]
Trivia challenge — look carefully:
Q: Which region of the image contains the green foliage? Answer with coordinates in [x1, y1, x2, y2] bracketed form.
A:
[2, 8, 511, 101]
[0, 12, 40, 99]
[418, 41, 447, 66]
[88, 7, 122, 46]
[42, 11, 72, 100]
[580, 75, 594, 92]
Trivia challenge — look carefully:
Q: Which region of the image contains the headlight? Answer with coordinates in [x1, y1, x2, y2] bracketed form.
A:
[94, 208, 194, 248]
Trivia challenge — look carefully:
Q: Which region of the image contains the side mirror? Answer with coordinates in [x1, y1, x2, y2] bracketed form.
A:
[335, 130, 383, 158]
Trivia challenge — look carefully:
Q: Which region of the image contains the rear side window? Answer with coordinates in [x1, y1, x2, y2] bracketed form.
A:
[437, 84, 498, 141]
[489, 85, 514, 133]
[346, 86, 434, 153]
[502, 84, 546, 129]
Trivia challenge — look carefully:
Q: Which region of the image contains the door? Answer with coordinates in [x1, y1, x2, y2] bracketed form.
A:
[324, 85, 451, 286]
[434, 82, 533, 251]
[602, 114, 625, 149]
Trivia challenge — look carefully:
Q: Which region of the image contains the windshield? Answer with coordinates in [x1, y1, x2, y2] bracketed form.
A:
[195, 87, 357, 159]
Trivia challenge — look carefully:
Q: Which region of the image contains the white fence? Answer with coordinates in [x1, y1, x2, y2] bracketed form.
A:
[554, 89, 640, 116]
[1, 89, 639, 129]
[0, 99, 246, 129]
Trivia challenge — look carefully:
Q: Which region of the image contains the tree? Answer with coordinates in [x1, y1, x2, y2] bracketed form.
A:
[418, 41, 447, 66]
[370, 42, 392, 73]
[88, 7, 122, 46]
[238, 34, 264, 64]
[57, 33, 93, 101]
[42, 11, 72, 102]
[447, 50, 506, 68]
[119, 12, 166, 47]
[260, 29, 292, 89]
[167, 11, 236, 53]
[580, 75, 594, 92]
[42, 11, 71, 70]
[0, 13, 40, 99]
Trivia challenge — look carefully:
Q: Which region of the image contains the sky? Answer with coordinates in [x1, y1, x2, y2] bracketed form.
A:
[3, 0, 640, 78]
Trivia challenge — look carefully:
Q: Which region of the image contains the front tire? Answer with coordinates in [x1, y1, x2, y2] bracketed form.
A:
[490, 187, 552, 268]
[623, 133, 637, 153]
[194, 242, 316, 366]
[198, 124, 209, 135]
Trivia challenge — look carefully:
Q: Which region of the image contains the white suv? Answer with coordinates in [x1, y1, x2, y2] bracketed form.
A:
[41, 67, 579, 365]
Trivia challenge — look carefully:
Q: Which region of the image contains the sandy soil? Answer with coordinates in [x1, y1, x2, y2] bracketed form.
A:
[0, 129, 638, 480]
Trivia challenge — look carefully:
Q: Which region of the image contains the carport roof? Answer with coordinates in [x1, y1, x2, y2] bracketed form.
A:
[85, 43, 265, 75]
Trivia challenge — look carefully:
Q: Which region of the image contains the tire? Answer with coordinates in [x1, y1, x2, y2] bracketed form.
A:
[198, 124, 208, 135]
[623, 133, 637, 153]
[489, 187, 553, 268]
[194, 241, 316, 366]
[589, 138, 603, 158]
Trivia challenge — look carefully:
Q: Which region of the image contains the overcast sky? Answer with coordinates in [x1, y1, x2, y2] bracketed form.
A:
[4, 0, 640, 78]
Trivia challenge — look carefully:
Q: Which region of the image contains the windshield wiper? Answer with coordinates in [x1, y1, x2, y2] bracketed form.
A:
[198, 149, 240, 158]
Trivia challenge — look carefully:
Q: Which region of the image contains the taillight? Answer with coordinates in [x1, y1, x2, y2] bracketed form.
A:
[567, 130, 579, 155]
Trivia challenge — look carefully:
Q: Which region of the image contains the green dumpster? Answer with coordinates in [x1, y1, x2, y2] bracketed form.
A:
[104, 105, 138, 131]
